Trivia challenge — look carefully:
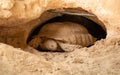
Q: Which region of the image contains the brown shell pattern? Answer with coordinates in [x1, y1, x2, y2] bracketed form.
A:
[28, 22, 97, 51]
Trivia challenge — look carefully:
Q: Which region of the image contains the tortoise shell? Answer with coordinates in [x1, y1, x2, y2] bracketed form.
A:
[28, 22, 96, 51]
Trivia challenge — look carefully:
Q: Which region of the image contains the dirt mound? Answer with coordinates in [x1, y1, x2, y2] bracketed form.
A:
[0, 0, 120, 75]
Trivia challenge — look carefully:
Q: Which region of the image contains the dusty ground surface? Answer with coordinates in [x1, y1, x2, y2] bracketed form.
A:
[0, 38, 120, 75]
[0, 0, 120, 75]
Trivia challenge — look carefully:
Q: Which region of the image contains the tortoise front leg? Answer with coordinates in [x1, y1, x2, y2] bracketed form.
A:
[57, 42, 82, 52]
[28, 36, 41, 49]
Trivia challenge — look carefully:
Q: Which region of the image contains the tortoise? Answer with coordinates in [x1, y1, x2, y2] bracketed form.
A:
[28, 22, 97, 52]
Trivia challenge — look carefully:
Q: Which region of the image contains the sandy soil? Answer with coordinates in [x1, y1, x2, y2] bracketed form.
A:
[0, 37, 120, 75]
[0, 0, 120, 75]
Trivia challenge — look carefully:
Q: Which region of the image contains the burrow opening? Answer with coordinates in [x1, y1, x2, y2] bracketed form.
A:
[27, 8, 107, 52]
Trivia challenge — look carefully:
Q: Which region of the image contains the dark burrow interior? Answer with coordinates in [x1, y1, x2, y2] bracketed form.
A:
[27, 11, 107, 52]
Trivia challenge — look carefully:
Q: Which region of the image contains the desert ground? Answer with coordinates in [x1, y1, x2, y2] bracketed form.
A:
[0, 0, 120, 75]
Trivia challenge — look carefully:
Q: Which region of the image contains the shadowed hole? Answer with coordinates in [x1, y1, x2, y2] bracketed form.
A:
[27, 8, 107, 52]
